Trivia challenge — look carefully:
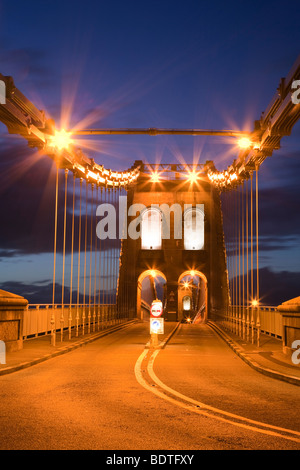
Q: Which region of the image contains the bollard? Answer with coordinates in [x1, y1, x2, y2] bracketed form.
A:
[150, 332, 158, 348]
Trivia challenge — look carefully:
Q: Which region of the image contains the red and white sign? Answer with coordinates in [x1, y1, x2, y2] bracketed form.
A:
[150, 300, 163, 318]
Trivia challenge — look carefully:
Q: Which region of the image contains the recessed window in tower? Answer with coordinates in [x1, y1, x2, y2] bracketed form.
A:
[182, 295, 191, 311]
[141, 208, 162, 250]
[184, 207, 204, 250]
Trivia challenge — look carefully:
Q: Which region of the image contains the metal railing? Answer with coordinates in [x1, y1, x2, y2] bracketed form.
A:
[23, 303, 128, 341]
[212, 305, 282, 344]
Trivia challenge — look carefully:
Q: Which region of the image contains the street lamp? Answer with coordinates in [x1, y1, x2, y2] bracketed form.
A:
[238, 137, 252, 149]
[48, 129, 72, 150]
[150, 172, 160, 183]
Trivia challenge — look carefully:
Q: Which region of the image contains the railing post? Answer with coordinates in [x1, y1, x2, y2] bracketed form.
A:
[51, 305, 57, 346]
[251, 305, 254, 344]
[256, 306, 261, 348]
[246, 306, 250, 342]
[24, 304, 29, 341]
[60, 305, 64, 342]
[82, 304, 86, 336]
[68, 306, 72, 340]
[242, 305, 246, 340]
[76, 305, 79, 337]
[35, 305, 40, 338]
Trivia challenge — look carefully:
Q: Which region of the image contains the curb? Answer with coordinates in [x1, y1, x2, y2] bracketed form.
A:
[207, 321, 300, 387]
[0, 320, 138, 376]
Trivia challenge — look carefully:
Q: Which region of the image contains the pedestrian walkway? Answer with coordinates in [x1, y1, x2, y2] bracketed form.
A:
[208, 321, 300, 386]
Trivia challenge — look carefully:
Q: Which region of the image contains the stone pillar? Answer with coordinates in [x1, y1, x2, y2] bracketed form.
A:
[0, 290, 28, 352]
[277, 297, 300, 355]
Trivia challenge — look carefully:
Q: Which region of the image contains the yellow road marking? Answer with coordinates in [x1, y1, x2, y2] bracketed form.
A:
[134, 348, 300, 444]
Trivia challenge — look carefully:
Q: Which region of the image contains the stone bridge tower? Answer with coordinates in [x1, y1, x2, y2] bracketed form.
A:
[117, 162, 229, 322]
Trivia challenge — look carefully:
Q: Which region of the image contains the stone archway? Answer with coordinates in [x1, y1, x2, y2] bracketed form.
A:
[137, 269, 167, 320]
[178, 270, 208, 322]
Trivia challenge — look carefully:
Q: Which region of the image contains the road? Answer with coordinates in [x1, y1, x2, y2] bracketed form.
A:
[0, 322, 299, 450]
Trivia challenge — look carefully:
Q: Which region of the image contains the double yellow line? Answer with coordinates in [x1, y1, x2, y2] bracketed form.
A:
[135, 346, 300, 445]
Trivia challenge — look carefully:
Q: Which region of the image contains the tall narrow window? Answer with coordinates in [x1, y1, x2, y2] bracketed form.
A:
[182, 295, 191, 311]
[141, 208, 162, 249]
[184, 207, 204, 250]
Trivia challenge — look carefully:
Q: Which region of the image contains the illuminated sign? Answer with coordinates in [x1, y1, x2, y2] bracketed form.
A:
[150, 300, 163, 318]
[150, 318, 164, 334]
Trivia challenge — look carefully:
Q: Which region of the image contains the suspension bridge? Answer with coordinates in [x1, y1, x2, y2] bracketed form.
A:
[0, 55, 299, 356]
[1, 55, 300, 452]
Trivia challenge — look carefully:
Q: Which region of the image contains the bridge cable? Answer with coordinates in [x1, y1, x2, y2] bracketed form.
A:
[238, 185, 241, 336]
[76, 178, 83, 337]
[113, 186, 117, 323]
[93, 184, 99, 332]
[104, 187, 108, 324]
[246, 179, 250, 342]
[51, 163, 59, 346]
[61, 168, 68, 342]
[235, 188, 238, 334]
[98, 187, 103, 329]
[109, 188, 113, 324]
[255, 165, 260, 347]
[250, 172, 254, 344]
[242, 183, 245, 340]
[88, 183, 94, 334]
[69, 172, 76, 339]
[82, 180, 88, 334]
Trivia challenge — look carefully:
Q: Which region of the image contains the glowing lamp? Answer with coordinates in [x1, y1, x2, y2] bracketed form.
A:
[150, 270, 156, 278]
[187, 171, 199, 183]
[150, 172, 160, 183]
[49, 129, 72, 150]
[238, 137, 252, 149]
[190, 270, 195, 277]
[252, 299, 259, 307]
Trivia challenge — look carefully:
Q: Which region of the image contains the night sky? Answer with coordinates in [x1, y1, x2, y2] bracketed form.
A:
[0, 0, 299, 306]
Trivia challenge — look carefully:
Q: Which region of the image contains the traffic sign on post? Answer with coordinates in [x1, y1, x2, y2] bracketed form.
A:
[150, 300, 163, 318]
[150, 317, 164, 335]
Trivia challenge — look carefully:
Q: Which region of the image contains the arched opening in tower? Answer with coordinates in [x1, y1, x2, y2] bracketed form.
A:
[178, 271, 207, 323]
[137, 270, 167, 320]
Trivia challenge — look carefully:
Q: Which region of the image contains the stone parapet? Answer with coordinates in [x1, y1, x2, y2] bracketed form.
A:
[277, 297, 300, 355]
[0, 290, 28, 352]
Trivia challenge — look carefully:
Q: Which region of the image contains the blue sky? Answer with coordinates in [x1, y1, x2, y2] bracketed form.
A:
[0, 0, 299, 305]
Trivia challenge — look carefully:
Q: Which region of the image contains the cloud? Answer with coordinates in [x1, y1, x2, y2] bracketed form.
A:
[229, 267, 300, 306]
[0, 42, 58, 93]
[0, 279, 117, 305]
[0, 138, 123, 257]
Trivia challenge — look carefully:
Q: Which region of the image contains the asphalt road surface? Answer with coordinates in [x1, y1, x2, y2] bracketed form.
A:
[0, 322, 299, 450]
